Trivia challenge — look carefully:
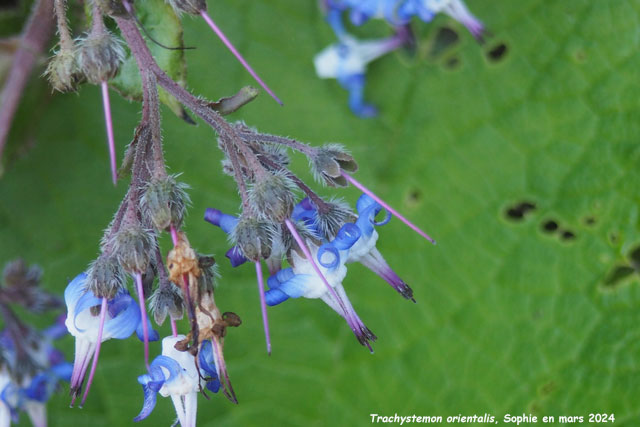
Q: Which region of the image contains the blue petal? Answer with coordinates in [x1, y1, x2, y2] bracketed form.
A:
[267, 268, 295, 290]
[226, 246, 248, 267]
[64, 273, 88, 310]
[199, 341, 221, 393]
[133, 381, 158, 422]
[23, 373, 50, 402]
[317, 245, 340, 269]
[204, 208, 238, 234]
[136, 315, 160, 343]
[103, 294, 140, 340]
[150, 355, 182, 384]
[333, 223, 362, 250]
[50, 362, 73, 382]
[265, 289, 290, 306]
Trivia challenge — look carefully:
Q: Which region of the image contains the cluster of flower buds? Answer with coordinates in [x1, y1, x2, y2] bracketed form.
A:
[315, 0, 485, 117]
[36, 0, 438, 423]
[0, 260, 72, 426]
[206, 123, 435, 353]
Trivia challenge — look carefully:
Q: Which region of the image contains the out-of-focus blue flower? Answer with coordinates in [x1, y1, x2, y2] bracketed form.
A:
[0, 318, 72, 427]
[64, 273, 158, 397]
[326, 0, 484, 40]
[134, 336, 220, 427]
[314, 34, 406, 117]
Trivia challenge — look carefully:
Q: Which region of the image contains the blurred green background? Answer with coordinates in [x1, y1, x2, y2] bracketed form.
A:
[2, 0, 640, 425]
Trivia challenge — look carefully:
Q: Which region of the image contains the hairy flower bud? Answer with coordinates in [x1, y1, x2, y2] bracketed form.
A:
[315, 198, 356, 240]
[112, 226, 155, 274]
[95, 0, 128, 17]
[141, 176, 190, 231]
[148, 281, 184, 325]
[44, 48, 84, 92]
[77, 32, 125, 84]
[167, 0, 206, 15]
[248, 172, 296, 222]
[231, 217, 274, 262]
[311, 144, 358, 187]
[86, 255, 126, 299]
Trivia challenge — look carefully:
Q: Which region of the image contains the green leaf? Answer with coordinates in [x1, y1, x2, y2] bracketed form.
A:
[111, 0, 188, 120]
[2, 0, 640, 426]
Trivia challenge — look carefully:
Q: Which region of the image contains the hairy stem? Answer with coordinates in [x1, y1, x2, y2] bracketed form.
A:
[0, 0, 54, 167]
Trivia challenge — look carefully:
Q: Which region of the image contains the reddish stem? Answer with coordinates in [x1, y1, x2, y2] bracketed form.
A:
[199, 10, 282, 106]
[254, 261, 271, 355]
[0, 0, 54, 166]
[79, 297, 108, 408]
[101, 81, 118, 185]
[341, 172, 436, 245]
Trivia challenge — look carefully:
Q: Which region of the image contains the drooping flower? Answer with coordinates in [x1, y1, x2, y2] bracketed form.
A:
[64, 273, 158, 406]
[314, 33, 407, 117]
[266, 222, 377, 350]
[134, 335, 220, 426]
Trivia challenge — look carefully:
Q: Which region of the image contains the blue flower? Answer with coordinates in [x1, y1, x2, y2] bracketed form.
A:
[0, 320, 72, 427]
[134, 336, 220, 426]
[64, 273, 158, 399]
[313, 34, 406, 117]
[266, 222, 376, 350]
[291, 194, 414, 300]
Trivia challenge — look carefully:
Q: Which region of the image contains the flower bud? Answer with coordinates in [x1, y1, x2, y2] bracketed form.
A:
[141, 176, 190, 231]
[95, 0, 128, 17]
[86, 255, 126, 299]
[248, 172, 295, 222]
[148, 281, 184, 325]
[231, 217, 274, 262]
[315, 198, 356, 240]
[77, 31, 125, 84]
[44, 48, 84, 92]
[167, 0, 206, 15]
[311, 144, 358, 187]
[112, 226, 155, 274]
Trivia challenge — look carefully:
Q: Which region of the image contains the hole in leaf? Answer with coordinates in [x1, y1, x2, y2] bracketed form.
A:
[487, 43, 508, 62]
[629, 246, 640, 270]
[444, 56, 460, 70]
[583, 216, 596, 226]
[429, 27, 459, 59]
[408, 189, 421, 203]
[541, 220, 558, 233]
[539, 381, 556, 396]
[609, 232, 619, 245]
[560, 230, 576, 241]
[504, 201, 536, 221]
[603, 265, 635, 288]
